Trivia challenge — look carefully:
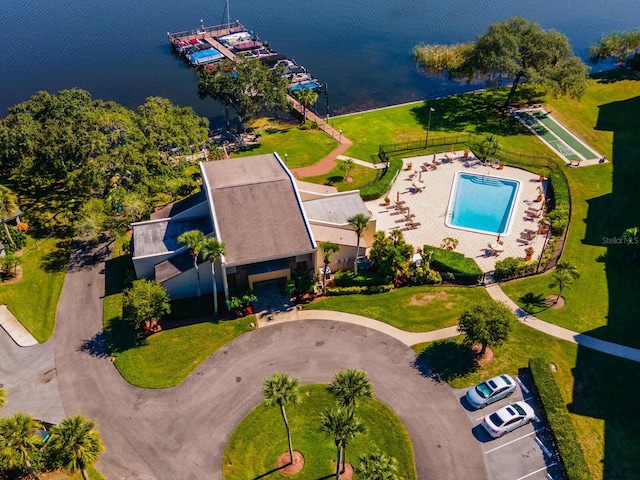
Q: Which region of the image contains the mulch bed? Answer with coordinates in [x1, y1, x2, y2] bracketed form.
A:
[276, 451, 354, 479]
[545, 295, 565, 309]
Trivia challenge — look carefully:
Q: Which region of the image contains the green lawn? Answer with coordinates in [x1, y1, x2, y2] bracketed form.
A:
[332, 90, 553, 163]
[301, 162, 379, 192]
[305, 285, 492, 332]
[233, 122, 336, 168]
[500, 69, 640, 347]
[223, 384, 416, 480]
[102, 236, 254, 388]
[0, 236, 69, 342]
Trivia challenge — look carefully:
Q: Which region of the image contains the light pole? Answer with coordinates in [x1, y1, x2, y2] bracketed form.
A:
[339, 129, 343, 143]
[425, 107, 435, 149]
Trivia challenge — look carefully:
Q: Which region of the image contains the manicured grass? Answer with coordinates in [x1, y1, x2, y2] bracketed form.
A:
[0, 236, 69, 342]
[332, 90, 553, 163]
[233, 122, 336, 168]
[223, 384, 416, 480]
[102, 236, 254, 388]
[413, 319, 640, 479]
[112, 316, 254, 388]
[301, 162, 379, 192]
[500, 69, 640, 347]
[305, 285, 492, 332]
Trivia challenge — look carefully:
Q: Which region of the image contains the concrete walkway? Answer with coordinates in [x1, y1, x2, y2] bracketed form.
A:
[0, 305, 38, 347]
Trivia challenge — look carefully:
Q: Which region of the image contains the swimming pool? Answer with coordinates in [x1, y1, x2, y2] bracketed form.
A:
[446, 172, 521, 235]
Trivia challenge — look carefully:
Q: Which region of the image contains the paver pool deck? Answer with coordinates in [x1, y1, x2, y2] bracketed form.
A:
[365, 151, 548, 272]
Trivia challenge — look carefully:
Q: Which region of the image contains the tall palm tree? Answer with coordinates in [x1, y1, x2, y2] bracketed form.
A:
[341, 159, 354, 182]
[348, 213, 370, 275]
[201, 237, 227, 314]
[318, 241, 340, 294]
[0, 413, 43, 479]
[0, 185, 18, 248]
[357, 451, 399, 480]
[46, 415, 104, 480]
[263, 372, 301, 465]
[549, 260, 580, 304]
[178, 229, 206, 298]
[321, 408, 366, 478]
[327, 368, 373, 411]
[293, 88, 318, 122]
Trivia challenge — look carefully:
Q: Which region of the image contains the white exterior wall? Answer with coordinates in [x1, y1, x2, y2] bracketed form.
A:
[161, 259, 224, 301]
[133, 252, 172, 280]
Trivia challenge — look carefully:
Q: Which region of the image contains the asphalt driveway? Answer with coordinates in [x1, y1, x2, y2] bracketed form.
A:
[7, 243, 487, 480]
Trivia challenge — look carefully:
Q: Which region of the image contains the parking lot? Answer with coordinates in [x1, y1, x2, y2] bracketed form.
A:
[453, 374, 565, 480]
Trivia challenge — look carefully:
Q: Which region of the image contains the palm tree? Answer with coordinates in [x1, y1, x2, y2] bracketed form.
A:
[201, 237, 226, 314]
[348, 213, 370, 275]
[46, 415, 104, 480]
[327, 368, 373, 411]
[318, 241, 340, 294]
[0, 185, 18, 248]
[178, 229, 206, 298]
[622, 226, 639, 260]
[549, 260, 580, 304]
[0, 387, 6, 410]
[357, 451, 399, 480]
[263, 372, 301, 465]
[293, 88, 318, 122]
[321, 408, 366, 479]
[0, 413, 43, 479]
[341, 159, 354, 182]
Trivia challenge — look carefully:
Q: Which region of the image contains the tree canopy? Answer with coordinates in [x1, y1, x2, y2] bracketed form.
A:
[414, 17, 589, 107]
[122, 279, 171, 330]
[0, 89, 208, 236]
[198, 58, 290, 131]
[457, 300, 516, 356]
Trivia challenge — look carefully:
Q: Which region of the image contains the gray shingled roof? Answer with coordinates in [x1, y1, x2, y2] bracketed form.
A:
[201, 154, 314, 266]
[302, 191, 370, 225]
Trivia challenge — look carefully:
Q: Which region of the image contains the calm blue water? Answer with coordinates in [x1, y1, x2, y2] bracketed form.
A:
[448, 173, 519, 235]
[1, 0, 637, 123]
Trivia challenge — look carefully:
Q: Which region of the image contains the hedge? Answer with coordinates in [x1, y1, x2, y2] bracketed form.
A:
[360, 158, 403, 201]
[528, 358, 592, 480]
[546, 170, 570, 236]
[333, 269, 388, 287]
[423, 246, 483, 282]
[326, 284, 393, 296]
[494, 257, 535, 280]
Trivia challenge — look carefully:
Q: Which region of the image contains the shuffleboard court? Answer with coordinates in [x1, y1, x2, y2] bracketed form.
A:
[513, 108, 603, 166]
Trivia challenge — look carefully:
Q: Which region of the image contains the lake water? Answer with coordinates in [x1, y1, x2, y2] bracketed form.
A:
[1, 0, 637, 124]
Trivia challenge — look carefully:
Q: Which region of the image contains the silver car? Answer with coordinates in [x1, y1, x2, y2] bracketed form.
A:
[482, 401, 535, 438]
[466, 374, 516, 409]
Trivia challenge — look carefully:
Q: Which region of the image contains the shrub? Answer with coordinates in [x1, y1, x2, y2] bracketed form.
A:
[529, 358, 592, 480]
[333, 269, 388, 287]
[546, 170, 570, 235]
[360, 158, 403, 201]
[424, 246, 482, 282]
[325, 285, 393, 296]
[0, 225, 27, 252]
[407, 264, 442, 285]
[494, 257, 535, 280]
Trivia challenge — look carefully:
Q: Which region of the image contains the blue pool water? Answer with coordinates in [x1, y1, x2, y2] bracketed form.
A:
[446, 172, 520, 235]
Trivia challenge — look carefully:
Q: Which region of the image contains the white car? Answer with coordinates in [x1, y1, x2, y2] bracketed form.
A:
[482, 401, 535, 438]
[466, 374, 516, 409]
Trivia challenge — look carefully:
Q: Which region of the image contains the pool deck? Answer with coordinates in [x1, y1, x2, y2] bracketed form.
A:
[365, 151, 548, 273]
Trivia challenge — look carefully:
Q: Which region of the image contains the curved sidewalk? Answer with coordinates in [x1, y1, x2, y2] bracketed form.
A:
[258, 287, 640, 363]
[484, 284, 640, 362]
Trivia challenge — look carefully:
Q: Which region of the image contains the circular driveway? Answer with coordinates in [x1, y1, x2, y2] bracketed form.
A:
[47, 246, 487, 479]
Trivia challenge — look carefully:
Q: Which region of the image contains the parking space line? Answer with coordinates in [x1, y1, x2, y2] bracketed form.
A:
[535, 436, 552, 457]
[484, 431, 536, 454]
[515, 463, 556, 480]
[516, 376, 530, 394]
